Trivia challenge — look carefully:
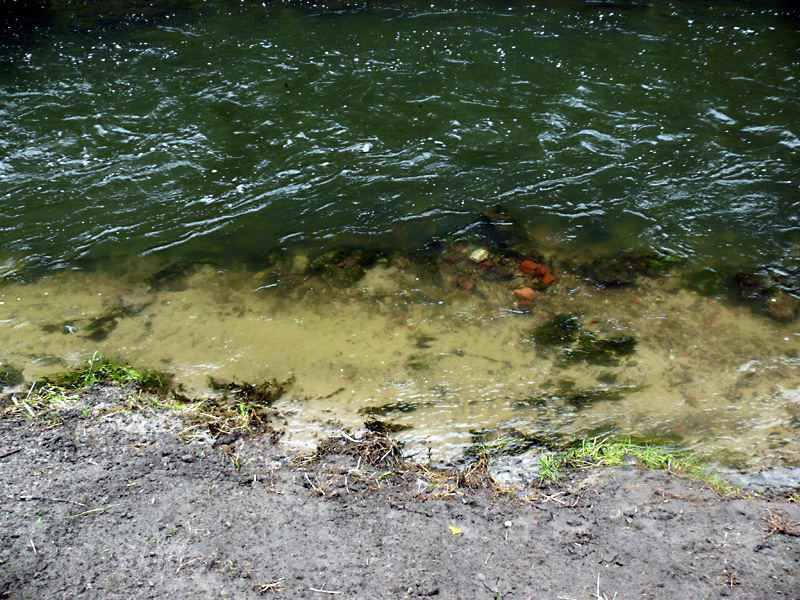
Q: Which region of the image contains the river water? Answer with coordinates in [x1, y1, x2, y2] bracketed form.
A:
[1, 1, 799, 469]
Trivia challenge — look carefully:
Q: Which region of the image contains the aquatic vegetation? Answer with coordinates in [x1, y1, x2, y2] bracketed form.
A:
[358, 400, 422, 416]
[531, 314, 637, 366]
[514, 384, 637, 411]
[562, 332, 637, 367]
[46, 352, 169, 394]
[537, 437, 738, 496]
[207, 376, 287, 406]
[531, 313, 582, 347]
[463, 430, 545, 462]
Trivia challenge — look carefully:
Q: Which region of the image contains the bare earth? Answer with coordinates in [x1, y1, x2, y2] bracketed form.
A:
[1, 387, 799, 600]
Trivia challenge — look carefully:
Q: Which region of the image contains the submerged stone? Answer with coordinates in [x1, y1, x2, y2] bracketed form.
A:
[766, 292, 799, 322]
[364, 417, 411, 433]
[306, 247, 385, 286]
[735, 272, 775, 299]
[469, 248, 490, 264]
[581, 251, 679, 287]
[0, 364, 24, 389]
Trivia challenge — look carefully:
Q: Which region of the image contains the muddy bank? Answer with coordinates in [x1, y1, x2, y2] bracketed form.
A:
[1, 386, 799, 600]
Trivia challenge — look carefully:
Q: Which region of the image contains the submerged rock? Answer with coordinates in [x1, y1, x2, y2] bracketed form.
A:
[0, 363, 24, 390]
[735, 272, 775, 299]
[766, 292, 800, 322]
[469, 248, 490, 264]
[581, 251, 679, 287]
[306, 247, 385, 286]
[364, 417, 411, 433]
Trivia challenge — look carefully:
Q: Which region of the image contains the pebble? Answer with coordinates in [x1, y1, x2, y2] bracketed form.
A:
[469, 248, 490, 263]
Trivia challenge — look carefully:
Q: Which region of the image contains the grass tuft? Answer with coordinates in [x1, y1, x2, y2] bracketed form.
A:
[46, 352, 169, 394]
[538, 437, 738, 496]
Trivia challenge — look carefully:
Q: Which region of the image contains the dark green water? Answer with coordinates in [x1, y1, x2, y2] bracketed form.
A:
[1, 0, 799, 277]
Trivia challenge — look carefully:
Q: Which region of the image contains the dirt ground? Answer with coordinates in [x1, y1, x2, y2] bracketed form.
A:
[1, 386, 799, 600]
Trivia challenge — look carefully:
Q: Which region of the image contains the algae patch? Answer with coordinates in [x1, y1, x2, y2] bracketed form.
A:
[530, 314, 637, 367]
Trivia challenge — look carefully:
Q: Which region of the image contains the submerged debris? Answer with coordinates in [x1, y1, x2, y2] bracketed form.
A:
[315, 431, 405, 467]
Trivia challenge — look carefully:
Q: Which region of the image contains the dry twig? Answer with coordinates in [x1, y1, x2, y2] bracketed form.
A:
[253, 579, 285, 594]
[763, 507, 800, 538]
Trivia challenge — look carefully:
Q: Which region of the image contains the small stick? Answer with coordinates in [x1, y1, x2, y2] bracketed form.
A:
[20, 495, 86, 507]
[176, 555, 210, 574]
[29, 539, 36, 554]
[26, 382, 36, 400]
[309, 588, 342, 595]
[0, 448, 22, 460]
[65, 503, 120, 519]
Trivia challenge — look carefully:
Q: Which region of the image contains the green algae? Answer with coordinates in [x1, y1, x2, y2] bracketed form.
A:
[531, 314, 637, 366]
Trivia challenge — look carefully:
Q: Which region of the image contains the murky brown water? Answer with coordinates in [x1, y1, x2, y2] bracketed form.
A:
[2, 247, 798, 467]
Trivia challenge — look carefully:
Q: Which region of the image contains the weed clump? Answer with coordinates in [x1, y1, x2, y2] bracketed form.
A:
[531, 313, 581, 347]
[536, 437, 737, 496]
[174, 376, 292, 439]
[314, 431, 405, 468]
[45, 353, 170, 394]
[207, 376, 287, 406]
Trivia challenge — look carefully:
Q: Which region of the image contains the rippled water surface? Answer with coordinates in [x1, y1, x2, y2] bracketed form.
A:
[1, 0, 799, 468]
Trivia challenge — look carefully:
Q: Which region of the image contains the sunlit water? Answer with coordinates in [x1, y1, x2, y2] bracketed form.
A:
[1, 1, 799, 469]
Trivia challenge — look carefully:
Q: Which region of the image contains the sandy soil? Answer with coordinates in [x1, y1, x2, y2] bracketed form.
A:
[1, 386, 799, 600]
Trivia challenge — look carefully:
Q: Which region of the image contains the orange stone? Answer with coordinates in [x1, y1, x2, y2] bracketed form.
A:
[541, 273, 557, 286]
[518, 260, 544, 275]
[513, 286, 538, 302]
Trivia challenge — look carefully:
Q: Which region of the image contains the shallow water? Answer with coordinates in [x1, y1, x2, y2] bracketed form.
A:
[1, 250, 799, 467]
[1, 1, 799, 467]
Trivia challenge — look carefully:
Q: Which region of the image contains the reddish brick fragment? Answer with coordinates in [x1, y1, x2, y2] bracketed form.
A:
[518, 260, 543, 275]
[513, 286, 538, 302]
[541, 273, 557, 286]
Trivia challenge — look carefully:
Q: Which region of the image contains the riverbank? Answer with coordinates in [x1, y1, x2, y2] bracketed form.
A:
[1, 384, 799, 600]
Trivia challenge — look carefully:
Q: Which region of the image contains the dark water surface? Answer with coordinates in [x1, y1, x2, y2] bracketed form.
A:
[1, 0, 798, 276]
